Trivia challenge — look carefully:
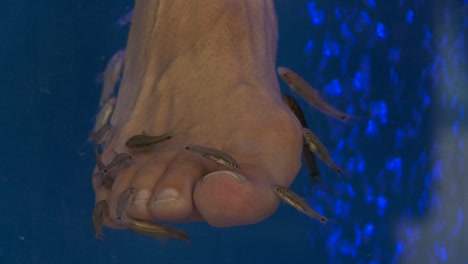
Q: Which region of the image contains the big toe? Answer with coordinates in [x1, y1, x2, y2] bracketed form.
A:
[193, 169, 280, 227]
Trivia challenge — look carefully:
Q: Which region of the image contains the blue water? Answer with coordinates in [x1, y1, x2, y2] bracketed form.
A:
[1, 0, 467, 263]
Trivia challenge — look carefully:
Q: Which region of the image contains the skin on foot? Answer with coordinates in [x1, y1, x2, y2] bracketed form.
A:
[92, 0, 303, 229]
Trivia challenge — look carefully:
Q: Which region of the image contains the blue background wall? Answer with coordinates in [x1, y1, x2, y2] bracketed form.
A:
[1, 0, 467, 263]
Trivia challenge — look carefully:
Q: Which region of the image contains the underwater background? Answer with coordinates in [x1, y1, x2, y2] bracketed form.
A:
[1, 0, 467, 263]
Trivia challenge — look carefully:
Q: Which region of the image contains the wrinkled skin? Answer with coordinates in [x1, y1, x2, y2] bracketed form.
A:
[93, 0, 303, 228]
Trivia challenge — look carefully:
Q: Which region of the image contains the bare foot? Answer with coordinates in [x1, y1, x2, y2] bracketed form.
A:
[93, 0, 303, 228]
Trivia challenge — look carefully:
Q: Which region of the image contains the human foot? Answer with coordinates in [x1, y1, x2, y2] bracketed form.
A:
[92, 0, 303, 229]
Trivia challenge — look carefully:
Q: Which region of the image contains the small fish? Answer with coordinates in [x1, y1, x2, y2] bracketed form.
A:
[92, 200, 109, 239]
[302, 127, 344, 175]
[185, 145, 240, 171]
[128, 220, 190, 242]
[89, 124, 113, 147]
[104, 152, 133, 173]
[282, 94, 308, 127]
[272, 185, 328, 224]
[93, 148, 113, 188]
[111, 150, 132, 162]
[116, 187, 135, 220]
[94, 150, 133, 187]
[116, 9, 134, 27]
[282, 94, 325, 185]
[125, 132, 172, 150]
[277, 66, 360, 124]
[302, 144, 321, 184]
[100, 50, 125, 106]
[92, 97, 116, 133]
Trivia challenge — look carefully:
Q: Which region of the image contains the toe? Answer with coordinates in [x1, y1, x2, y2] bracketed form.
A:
[191, 107, 303, 228]
[149, 152, 207, 221]
[193, 168, 280, 227]
[125, 152, 175, 221]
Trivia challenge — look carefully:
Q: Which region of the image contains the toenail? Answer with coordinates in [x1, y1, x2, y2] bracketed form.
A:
[203, 170, 245, 182]
[154, 188, 179, 204]
[133, 189, 151, 204]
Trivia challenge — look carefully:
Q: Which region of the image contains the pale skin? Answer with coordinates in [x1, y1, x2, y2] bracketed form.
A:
[93, 0, 303, 228]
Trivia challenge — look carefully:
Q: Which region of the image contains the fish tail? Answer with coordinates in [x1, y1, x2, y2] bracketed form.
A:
[341, 114, 366, 126]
